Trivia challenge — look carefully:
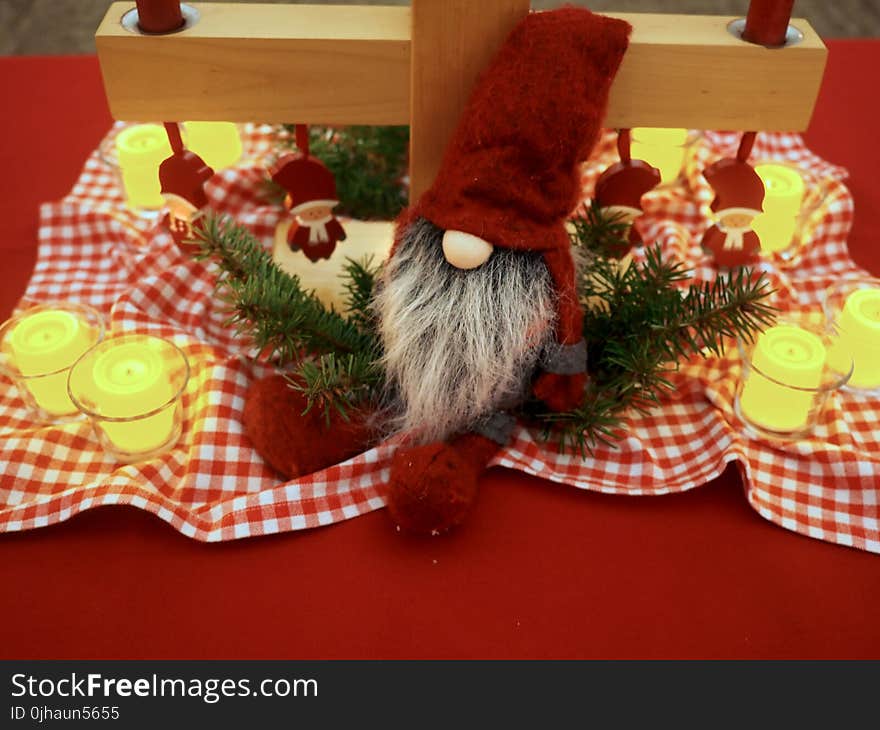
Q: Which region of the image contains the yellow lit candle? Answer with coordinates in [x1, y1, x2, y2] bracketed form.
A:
[91, 341, 176, 454]
[69, 334, 188, 462]
[751, 164, 805, 253]
[631, 128, 688, 185]
[183, 122, 242, 171]
[8, 309, 97, 416]
[827, 287, 880, 389]
[739, 324, 826, 433]
[115, 124, 172, 210]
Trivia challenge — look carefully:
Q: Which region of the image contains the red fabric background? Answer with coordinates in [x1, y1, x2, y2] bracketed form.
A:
[1, 44, 879, 659]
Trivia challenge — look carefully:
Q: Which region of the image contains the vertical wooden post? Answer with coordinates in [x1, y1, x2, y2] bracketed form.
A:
[409, 0, 530, 201]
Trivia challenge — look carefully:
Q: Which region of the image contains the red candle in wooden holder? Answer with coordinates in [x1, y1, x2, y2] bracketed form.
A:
[136, 0, 184, 34]
[743, 0, 796, 47]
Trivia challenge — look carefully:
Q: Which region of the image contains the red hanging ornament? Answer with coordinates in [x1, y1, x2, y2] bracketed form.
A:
[159, 122, 214, 256]
[701, 132, 765, 269]
[593, 129, 661, 258]
[270, 125, 346, 262]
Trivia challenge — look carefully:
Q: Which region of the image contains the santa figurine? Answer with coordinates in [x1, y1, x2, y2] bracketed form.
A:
[594, 129, 661, 258]
[701, 133, 765, 268]
[159, 123, 214, 256]
[270, 153, 346, 262]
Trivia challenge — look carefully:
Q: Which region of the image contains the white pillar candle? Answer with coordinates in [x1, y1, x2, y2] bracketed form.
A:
[739, 324, 826, 433]
[68, 334, 188, 461]
[750, 164, 805, 253]
[7, 309, 97, 416]
[91, 341, 175, 454]
[827, 287, 880, 389]
[116, 124, 172, 210]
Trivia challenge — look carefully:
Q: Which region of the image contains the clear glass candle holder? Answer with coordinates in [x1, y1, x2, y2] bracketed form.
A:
[68, 333, 190, 463]
[735, 320, 852, 441]
[0, 302, 105, 424]
[823, 277, 880, 394]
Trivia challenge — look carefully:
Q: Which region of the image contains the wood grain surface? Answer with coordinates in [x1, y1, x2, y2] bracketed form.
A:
[2, 0, 876, 57]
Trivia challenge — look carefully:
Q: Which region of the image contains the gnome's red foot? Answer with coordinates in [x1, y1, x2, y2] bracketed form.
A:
[243, 374, 374, 479]
[387, 433, 501, 535]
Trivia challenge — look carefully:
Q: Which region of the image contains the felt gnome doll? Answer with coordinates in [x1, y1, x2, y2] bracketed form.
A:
[594, 130, 661, 258]
[270, 152, 346, 262]
[701, 133, 765, 268]
[159, 123, 214, 256]
[371, 7, 631, 534]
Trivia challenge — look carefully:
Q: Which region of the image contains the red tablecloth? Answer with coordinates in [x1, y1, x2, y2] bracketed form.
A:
[1, 42, 879, 659]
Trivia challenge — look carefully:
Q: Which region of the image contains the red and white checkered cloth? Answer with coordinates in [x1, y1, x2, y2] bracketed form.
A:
[1, 124, 877, 551]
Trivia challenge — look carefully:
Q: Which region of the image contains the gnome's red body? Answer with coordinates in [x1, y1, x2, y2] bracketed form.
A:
[243, 7, 631, 535]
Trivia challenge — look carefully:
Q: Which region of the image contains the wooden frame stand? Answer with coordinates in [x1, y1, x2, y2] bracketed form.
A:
[96, 1, 827, 201]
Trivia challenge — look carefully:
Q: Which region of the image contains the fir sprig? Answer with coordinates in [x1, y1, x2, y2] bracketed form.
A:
[194, 214, 384, 417]
[542, 212, 776, 456]
[340, 256, 382, 332]
[289, 256, 385, 423]
[195, 214, 372, 358]
[568, 200, 632, 259]
[288, 352, 383, 426]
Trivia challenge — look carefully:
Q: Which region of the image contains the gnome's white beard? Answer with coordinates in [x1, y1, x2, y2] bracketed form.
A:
[373, 218, 556, 445]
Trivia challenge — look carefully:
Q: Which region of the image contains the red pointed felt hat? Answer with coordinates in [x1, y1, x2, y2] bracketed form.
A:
[705, 158, 765, 214]
[412, 7, 631, 254]
[159, 150, 213, 210]
[595, 160, 661, 211]
[270, 153, 339, 213]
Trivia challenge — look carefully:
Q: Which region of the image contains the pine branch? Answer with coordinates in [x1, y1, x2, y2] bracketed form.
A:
[543, 207, 777, 456]
[340, 255, 382, 333]
[654, 265, 776, 359]
[194, 214, 384, 418]
[538, 383, 633, 454]
[195, 214, 373, 358]
[569, 199, 632, 259]
[287, 351, 383, 426]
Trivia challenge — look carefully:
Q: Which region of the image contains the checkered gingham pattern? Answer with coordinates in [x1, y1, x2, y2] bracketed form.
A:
[1, 123, 877, 551]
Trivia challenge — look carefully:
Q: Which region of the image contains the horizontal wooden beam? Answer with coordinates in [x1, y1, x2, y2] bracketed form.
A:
[96, 3, 826, 131]
[96, 3, 412, 124]
[607, 13, 827, 131]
